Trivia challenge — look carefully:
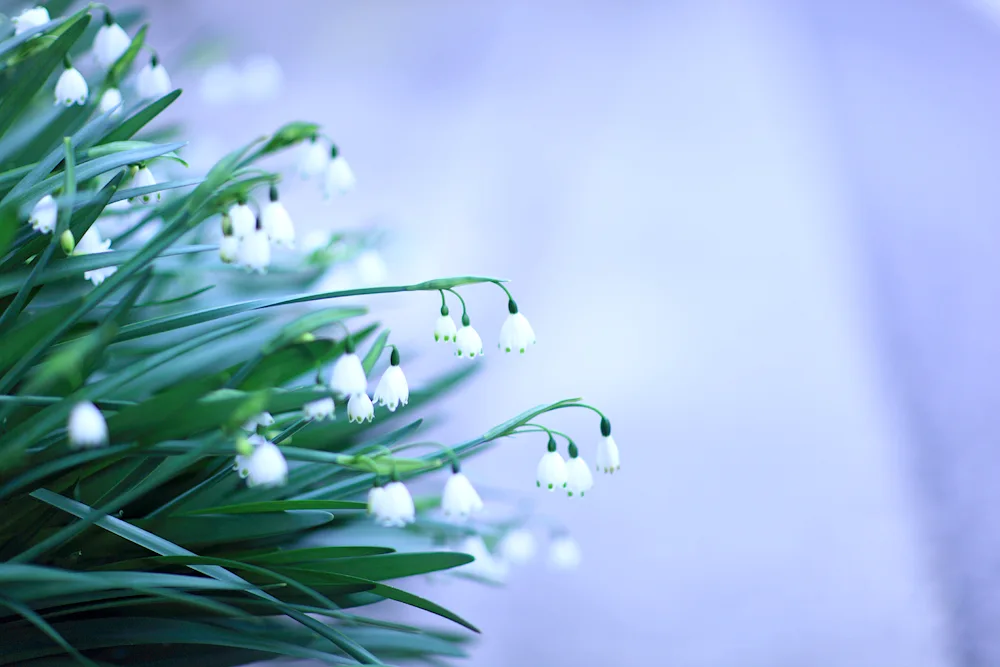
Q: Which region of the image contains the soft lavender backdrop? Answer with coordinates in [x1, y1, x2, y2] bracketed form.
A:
[105, 0, 1000, 664]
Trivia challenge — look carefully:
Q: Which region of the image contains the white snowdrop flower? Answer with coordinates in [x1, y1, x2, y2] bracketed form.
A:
[434, 311, 457, 343]
[136, 54, 171, 100]
[260, 185, 294, 248]
[498, 300, 536, 354]
[454, 318, 484, 359]
[367, 483, 388, 517]
[219, 235, 239, 263]
[347, 392, 374, 424]
[93, 15, 130, 69]
[129, 166, 159, 205]
[238, 228, 271, 273]
[98, 87, 123, 116]
[67, 401, 108, 448]
[227, 202, 256, 239]
[242, 412, 274, 432]
[498, 529, 537, 565]
[330, 347, 367, 396]
[233, 452, 251, 478]
[457, 536, 508, 582]
[303, 396, 335, 421]
[441, 467, 483, 520]
[324, 147, 356, 197]
[28, 194, 57, 234]
[372, 348, 409, 412]
[595, 418, 620, 474]
[241, 54, 283, 102]
[377, 480, 415, 527]
[565, 444, 594, 497]
[354, 250, 388, 287]
[12, 6, 49, 35]
[298, 138, 328, 179]
[54, 63, 88, 106]
[536, 440, 568, 491]
[245, 438, 288, 488]
[548, 535, 583, 570]
[198, 61, 240, 105]
[73, 226, 117, 286]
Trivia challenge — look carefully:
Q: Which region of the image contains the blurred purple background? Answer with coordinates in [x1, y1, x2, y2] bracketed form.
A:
[104, 0, 1000, 664]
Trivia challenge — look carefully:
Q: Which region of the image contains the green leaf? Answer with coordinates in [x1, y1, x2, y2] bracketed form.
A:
[290, 552, 474, 582]
[97, 90, 181, 146]
[257, 121, 320, 158]
[261, 307, 368, 354]
[184, 500, 368, 515]
[0, 245, 215, 297]
[107, 23, 147, 86]
[0, 16, 69, 60]
[0, 13, 90, 142]
[362, 330, 390, 374]
[242, 546, 395, 564]
[130, 511, 335, 548]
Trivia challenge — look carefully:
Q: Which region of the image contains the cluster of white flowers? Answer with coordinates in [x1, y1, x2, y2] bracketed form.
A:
[536, 418, 620, 497]
[328, 341, 409, 425]
[434, 297, 536, 359]
[219, 185, 297, 273]
[297, 138, 356, 198]
[451, 529, 582, 582]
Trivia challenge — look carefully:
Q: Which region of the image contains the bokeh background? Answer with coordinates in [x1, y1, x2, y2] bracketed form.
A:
[104, 0, 1000, 665]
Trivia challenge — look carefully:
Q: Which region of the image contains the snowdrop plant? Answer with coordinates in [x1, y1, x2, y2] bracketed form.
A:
[0, 5, 620, 665]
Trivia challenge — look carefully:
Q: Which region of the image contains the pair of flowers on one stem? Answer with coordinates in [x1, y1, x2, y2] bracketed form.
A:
[535, 418, 621, 497]
[219, 185, 295, 273]
[457, 530, 583, 579]
[297, 137, 357, 199]
[434, 292, 537, 359]
[366, 461, 484, 528]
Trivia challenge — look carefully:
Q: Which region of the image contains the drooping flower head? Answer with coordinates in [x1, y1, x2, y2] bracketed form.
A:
[28, 195, 57, 234]
[238, 223, 271, 274]
[565, 442, 594, 497]
[372, 346, 409, 412]
[12, 6, 50, 36]
[129, 165, 159, 205]
[93, 12, 130, 69]
[498, 298, 536, 354]
[454, 313, 483, 359]
[324, 144, 356, 197]
[54, 57, 88, 106]
[376, 479, 415, 528]
[298, 136, 328, 179]
[98, 87, 123, 116]
[68, 401, 108, 448]
[136, 53, 172, 100]
[434, 303, 457, 343]
[536, 436, 568, 491]
[441, 462, 484, 520]
[243, 435, 288, 488]
[347, 392, 374, 424]
[303, 396, 335, 421]
[330, 336, 367, 397]
[261, 183, 295, 247]
[595, 417, 620, 474]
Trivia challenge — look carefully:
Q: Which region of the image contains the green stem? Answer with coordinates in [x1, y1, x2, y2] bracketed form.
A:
[491, 280, 514, 302]
[444, 287, 467, 321]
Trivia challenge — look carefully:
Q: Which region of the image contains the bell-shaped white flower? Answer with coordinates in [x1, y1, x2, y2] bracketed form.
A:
[98, 87, 123, 116]
[227, 202, 256, 239]
[377, 480, 415, 527]
[441, 468, 483, 520]
[13, 7, 49, 36]
[372, 348, 409, 411]
[129, 166, 159, 205]
[241, 54, 283, 102]
[498, 528, 537, 565]
[454, 320, 484, 359]
[238, 228, 271, 273]
[536, 443, 568, 491]
[244, 438, 288, 488]
[29, 194, 57, 234]
[93, 17, 130, 69]
[498, 302, 536, 354]
[434, 312, 457, 343]
[548, 535, 582, 570]
[324, 148, 356, 197]
[303, 396, 335, 421]
[330, 350, 367, 396]
[347, 392, 374, 424]
[261, 186, 294, 248]
[219, 235, 239, 263]
[55, 65, 88, 106]
[136, 55, 171, 100]
[595, 418, 620, 473]
[299, 139, 328, 179]
[68, 401, 108, 448]
[565, 445, 594, 497]
[242, 411, 274, 432]
[74, 226, 117, 286]
[456, 535, 508, 582]
[367, 483, 388, 516]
